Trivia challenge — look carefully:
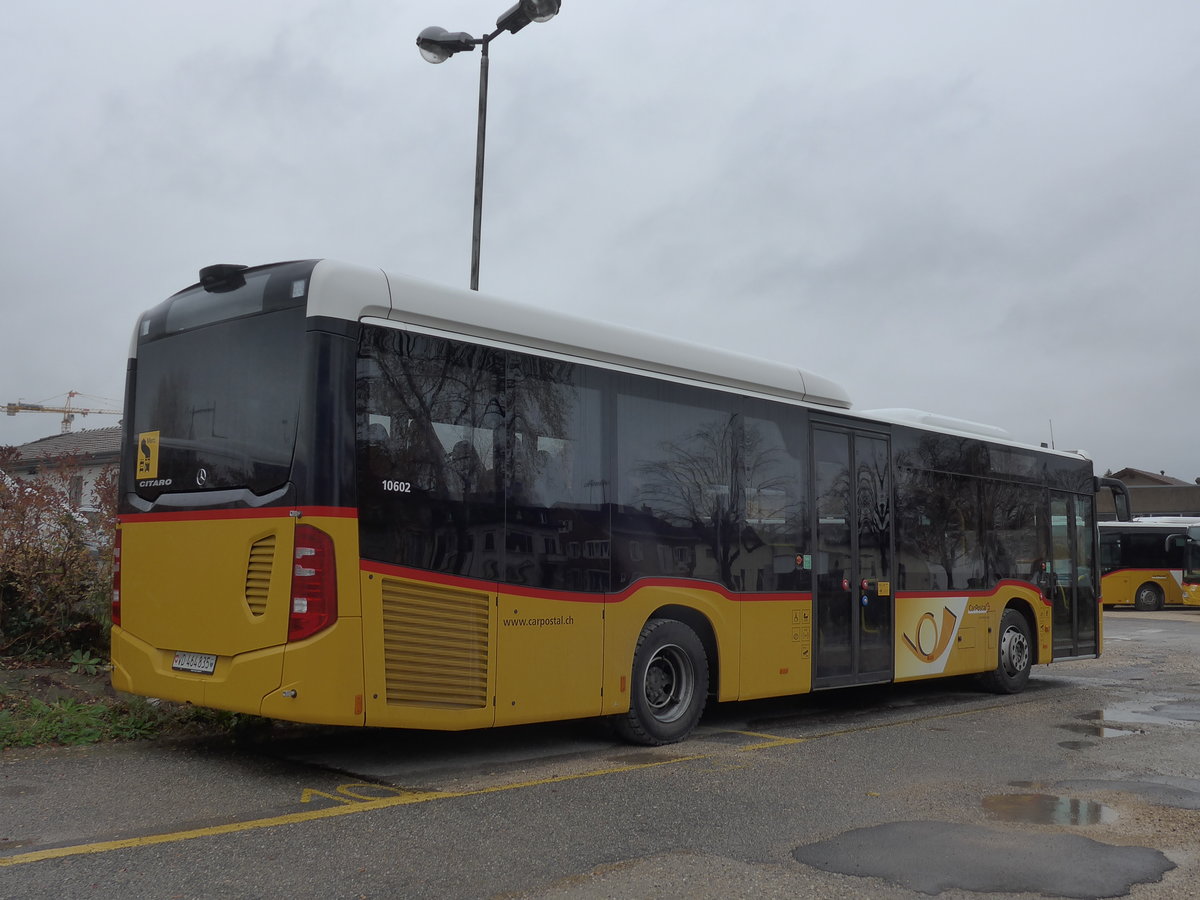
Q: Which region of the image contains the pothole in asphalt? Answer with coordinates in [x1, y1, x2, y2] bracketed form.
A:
[792, 821, 1173, 898]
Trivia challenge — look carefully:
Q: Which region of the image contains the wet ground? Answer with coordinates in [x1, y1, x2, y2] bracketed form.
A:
[3, 609, 1200, 898]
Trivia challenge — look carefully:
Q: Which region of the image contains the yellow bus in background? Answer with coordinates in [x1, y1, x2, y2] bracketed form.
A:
[1099, 518, 1200, 610]
[111, 260, 1127, 744]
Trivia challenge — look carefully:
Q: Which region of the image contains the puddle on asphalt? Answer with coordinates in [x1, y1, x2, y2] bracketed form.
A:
[1060, 721, 1141, 739]
[1080, 702, 1200, 729]
[983, 793, 1116, 826]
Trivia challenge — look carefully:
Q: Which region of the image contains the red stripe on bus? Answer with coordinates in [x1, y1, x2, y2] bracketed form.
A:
[895, 579, 1043, 598]
[119, 506, 357, 524]
[1104, 568, 1179, 576]
[896, 579, 1056, 608]
[360, 560, 812, 605]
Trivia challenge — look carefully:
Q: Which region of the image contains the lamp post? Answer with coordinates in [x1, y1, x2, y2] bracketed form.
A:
[417, 0, 562, 291]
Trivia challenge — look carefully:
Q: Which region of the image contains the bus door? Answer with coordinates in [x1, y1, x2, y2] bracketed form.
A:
[1050, 491, 1099, 658]
[812, 425, 893, 687]
[1182, 526, 1200, 603]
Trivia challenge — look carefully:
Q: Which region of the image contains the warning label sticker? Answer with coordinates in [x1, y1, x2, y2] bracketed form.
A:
[136, 430, 160, 480]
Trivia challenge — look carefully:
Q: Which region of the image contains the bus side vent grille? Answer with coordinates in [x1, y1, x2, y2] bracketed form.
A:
[244, 535, 275, 617]
[381, 578, 490, 709]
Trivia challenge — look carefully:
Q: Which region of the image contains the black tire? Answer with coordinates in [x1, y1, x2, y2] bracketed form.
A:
[981, 608, 1032, 694]
[615, 618, 708, 746]
[1133, 582, 1164, 612]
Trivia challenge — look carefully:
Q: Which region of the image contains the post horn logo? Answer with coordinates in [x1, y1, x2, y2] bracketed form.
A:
[902, 606, 959, 663]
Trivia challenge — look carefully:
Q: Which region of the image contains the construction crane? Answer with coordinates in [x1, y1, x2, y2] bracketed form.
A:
[5, 391, 122, 434]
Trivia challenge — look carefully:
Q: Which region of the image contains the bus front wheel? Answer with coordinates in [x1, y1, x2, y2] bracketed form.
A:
[615, 618, 709, 746]
[1133, 582, 1164, 611]
[982, 608, 1032, 694]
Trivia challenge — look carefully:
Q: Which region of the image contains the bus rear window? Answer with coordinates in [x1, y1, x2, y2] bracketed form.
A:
[130, 304, 305, 502]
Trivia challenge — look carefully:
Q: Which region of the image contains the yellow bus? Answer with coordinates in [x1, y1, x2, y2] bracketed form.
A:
[1170, 523, 1200, 603]
[111, 260, 1128, 744]
[1099, 518, 1200, 610]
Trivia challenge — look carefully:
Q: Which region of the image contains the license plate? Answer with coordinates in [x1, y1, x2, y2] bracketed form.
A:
[172, 651, 217, 674]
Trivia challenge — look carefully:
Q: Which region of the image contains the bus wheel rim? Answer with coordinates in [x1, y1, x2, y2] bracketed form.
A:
[1000, 625, 1030, 676]
[643, 643, 694, 723]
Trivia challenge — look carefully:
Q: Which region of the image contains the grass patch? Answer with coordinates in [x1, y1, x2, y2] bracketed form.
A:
[0, 692, 163, 748]
[0, 669, 257, 750]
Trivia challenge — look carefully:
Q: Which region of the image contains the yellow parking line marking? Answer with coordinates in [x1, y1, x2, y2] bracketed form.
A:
[0, 755, 704, 869]
[0, 698, 1023, 869]
[730, 730, 807, 750]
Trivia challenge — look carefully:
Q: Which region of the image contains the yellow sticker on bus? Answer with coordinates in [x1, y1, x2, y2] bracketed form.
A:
[136, 430, 159, 480]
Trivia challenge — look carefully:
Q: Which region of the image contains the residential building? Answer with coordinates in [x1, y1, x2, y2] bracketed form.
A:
[1, 426, 121, 512]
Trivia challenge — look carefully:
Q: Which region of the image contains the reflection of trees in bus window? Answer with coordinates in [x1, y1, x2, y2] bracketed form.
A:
[505, 352, 606, 591]
[615, 385, 808, 592]
[743, 412, 809, 592]
[355, 328, 610, 591]
[895, 466, 984, 591]
[856, 435, 891, 582]
[894, 430, 1050, 592]
[507, 353, 603, 512]
[355, 328, 504, 578]
[983, 482, 1044, 584]
[357, 324, 817, 596]
[1074, 495, 1098, 644]
[622, 400, 744, 588]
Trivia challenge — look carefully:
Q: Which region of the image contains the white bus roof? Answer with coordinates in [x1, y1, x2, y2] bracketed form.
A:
[161, 259, 1088, 461]
[857, 408, 1011, 441]
[1112, 517, 1200, 527]
[1099, 519, 1200, 532]
[309, 259, 852, 410]
[309, 261, 1090, 460]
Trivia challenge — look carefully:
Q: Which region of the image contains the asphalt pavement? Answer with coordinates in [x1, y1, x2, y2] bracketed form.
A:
[3, 608, 1200, 898]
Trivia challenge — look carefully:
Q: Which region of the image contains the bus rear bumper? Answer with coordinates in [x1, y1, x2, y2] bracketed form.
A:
[111, 625, 286, 717]
[111, 620, 365, 726]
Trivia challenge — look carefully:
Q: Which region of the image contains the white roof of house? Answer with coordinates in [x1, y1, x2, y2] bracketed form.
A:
[7, 426, 121, 465]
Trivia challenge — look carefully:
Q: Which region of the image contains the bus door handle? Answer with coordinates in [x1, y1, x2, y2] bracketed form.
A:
[1035, 571, 1054, 596]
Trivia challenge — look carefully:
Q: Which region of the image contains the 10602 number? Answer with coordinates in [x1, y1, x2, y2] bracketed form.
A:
[382, 480, 412, 493]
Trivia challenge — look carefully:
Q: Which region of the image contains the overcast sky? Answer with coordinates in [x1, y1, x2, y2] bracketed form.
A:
[2, 1, 1198, 480]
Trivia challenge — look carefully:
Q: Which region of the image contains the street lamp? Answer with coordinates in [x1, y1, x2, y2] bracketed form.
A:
[417, 0, 562, 291]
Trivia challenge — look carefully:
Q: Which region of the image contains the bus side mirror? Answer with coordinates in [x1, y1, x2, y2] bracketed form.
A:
[1095, 476, 1132, 521]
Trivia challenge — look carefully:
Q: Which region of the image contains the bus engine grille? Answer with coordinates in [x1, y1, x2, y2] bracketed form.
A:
[244, 535, 275, 617]
[381, 578, 490, 709]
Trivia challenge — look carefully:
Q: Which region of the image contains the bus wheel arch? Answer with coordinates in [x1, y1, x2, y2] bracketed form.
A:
[981, 604, 1034, 694]
[1133, 582, 1165, 611]
[650, 604, 719, 695]
[615, 612, 711, 746]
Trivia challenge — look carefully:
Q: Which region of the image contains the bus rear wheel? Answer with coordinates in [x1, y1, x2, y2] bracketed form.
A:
[1133, 582, 1164, 611]
[981, 608, 1032, 694]
[615, 618, 708, 746]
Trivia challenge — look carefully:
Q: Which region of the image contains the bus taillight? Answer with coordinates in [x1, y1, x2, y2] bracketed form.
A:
[289, 524, 338, 642]
[111, 530, 122, 627]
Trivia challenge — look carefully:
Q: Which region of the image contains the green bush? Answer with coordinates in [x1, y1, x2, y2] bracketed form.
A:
[0, 449, 116, 662]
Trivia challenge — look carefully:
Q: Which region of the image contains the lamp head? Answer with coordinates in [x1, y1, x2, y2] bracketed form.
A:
[496, 0, 561, 34]
[525, 0, 561, 23]
[416, 26, 478, 63]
